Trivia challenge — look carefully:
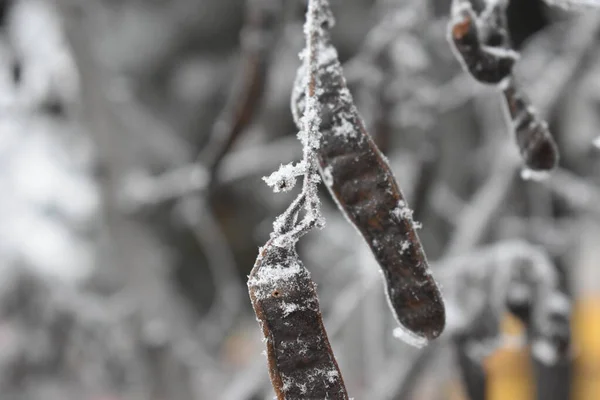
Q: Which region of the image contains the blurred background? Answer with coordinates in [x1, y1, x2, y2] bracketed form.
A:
[0, 0, 599, 399]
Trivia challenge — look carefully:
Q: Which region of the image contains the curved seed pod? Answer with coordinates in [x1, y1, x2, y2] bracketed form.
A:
[447, 0, 559, 171]
[248, 240, 348, 399]
[448, 0, 517, 84]
[292, 8, 445, 343]
[502, 79, 559, 171]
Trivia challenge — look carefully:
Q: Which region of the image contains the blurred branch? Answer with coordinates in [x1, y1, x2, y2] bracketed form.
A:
[445, 143, 518, 256]
[120, 136, 300, 210]
[200, 0, 283, 181]
[542, 168, 600, 215]
[175, 198, 245, 347]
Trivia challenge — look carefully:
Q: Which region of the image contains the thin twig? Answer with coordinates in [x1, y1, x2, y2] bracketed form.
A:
[119, 136, 300, 210]
[200, 0, 283, 181]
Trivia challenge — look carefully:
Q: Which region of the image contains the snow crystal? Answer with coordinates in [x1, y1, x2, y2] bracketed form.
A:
[399, 240, 411, 255]
[298, 383, 308, 394]
[391, 200, 421, 229]
[263, 162, 305, 193]
[317, 45, 339, 69]
[281, 376, 293, 392]
[279, 366, 340, 394]
[281, 302, 300, 317]
[322, 165, 333, 186]
[298, 99, 322, 149]
[310, 367, 340, 384]
[333, 117, 357, 139]
[326, 369, 339, 383]
[520, 168, 551, 182]
[391, 200, 413, 220]
[393, 325, 428, 348]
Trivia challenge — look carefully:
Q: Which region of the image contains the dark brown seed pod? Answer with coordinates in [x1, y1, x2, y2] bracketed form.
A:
[248, 240, 348, 400]
[292, 15, 445, 343]
[448, 1, 517, 85]
[502, 79, 559, 171]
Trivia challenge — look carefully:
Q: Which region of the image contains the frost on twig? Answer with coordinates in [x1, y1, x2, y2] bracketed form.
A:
[262, 161, 306, 193]
[248, 1, 348, 399]
[439, 241, 571, 365]
[292, 0, 445, 345]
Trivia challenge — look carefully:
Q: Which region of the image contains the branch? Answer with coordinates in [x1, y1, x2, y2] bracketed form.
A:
[200, 0, 283, 182]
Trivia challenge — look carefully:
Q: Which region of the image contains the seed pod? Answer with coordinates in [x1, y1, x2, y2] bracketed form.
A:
[292, 13, 445, 343]
[502, 79, 559, 171]
[448, 1, 517, 84]
[447, 0, 559, 171]
[248, 240, 348, 399]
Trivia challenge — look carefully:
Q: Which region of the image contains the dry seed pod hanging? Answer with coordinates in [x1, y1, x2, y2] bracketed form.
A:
[292, 0, 445, 344]
[448, 0, 559, 172]
[502, 78, 559, 172]
[448, 0, 517, 85]
[248, 238, 348, 399]
[438, 241, 571, 364]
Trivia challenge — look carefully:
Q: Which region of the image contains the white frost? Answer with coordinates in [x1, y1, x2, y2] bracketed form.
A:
[263, 162, 305, 193]
[248, 260, 306, 299]
[520, 168, 551, 182]
[392, 325, 428, 348]
[391, 200, 413, 220]
[322, 165, 334, 186]
[399, 240, 411, 255]
[333, 116, 357, 139]
[391, 199, 421, 229]
[281, 302, 300, 317]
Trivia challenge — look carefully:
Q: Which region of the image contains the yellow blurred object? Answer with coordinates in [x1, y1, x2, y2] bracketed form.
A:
[447, 378, 468, 400]
[477, 298, 600, 400]
[485, 314, 534, 400]
[572, 297, 600, 400]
